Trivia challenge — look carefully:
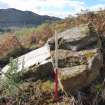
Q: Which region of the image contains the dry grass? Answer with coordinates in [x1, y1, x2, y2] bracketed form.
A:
[0, 34, 22, 61]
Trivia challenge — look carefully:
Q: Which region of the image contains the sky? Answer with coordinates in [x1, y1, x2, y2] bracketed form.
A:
[0, 0, 105, 18]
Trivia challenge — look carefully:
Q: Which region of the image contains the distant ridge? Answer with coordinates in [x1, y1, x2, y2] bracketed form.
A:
[0, 8, 60, 27]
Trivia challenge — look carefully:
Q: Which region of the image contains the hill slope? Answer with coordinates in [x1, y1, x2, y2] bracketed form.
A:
[0, 8, 60, 27]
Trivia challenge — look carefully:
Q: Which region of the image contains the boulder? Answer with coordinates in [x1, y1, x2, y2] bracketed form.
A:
[51, 50, 87, 68]
[50, 47, 103, 92]
[49, 23, 103, 92]
[59, 49, 103, 92]
[47, 24, 99, 51]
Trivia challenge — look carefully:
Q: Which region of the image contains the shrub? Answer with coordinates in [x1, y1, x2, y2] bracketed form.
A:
[0, 58, 24, 96]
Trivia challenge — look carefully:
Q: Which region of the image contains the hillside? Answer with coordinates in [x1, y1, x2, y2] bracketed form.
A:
[0, 8, 60, 27]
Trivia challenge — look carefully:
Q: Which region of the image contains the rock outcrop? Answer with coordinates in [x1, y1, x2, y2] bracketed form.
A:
[48, 24, 99, 51]
[0, 24, 103, 94]
[50, 24, 103, 92]
[59, 49, 103, 92]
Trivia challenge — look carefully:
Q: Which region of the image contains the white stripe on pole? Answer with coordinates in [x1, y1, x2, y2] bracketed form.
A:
[55, 31, 58, 69]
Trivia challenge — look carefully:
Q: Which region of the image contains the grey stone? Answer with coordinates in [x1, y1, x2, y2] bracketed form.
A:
[59, 49, 103, 92]
[47, 24, 98, 51]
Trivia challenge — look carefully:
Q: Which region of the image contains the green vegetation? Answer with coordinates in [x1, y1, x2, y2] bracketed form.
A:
[0, 58, 60, 105]
[0, 58, 24, 96]
[84, 52, 95, 59]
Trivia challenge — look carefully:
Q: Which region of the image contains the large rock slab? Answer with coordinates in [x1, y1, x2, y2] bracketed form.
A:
[59, 50, 103, 92]
[21, 24, 103, 93]
[51, 47, 103, 92]
[51, 49, 87, 68]
[48, 24, 99, 51]
[48, 24, 103, 92]
[0, 45, 53, 81]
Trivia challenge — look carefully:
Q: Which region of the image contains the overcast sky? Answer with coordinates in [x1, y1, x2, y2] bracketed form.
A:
[0, 0, 105, 18]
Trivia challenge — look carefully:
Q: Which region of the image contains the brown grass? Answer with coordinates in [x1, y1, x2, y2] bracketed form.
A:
[0, 34, 22, 61]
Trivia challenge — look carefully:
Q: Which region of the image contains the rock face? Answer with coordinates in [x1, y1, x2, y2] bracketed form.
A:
[50, 24, 103, 92]
[21, 62, 53, 81]
[48, 24, 99, 51]
[59, 49, 103, 92]
[0, 45, 53, 81]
